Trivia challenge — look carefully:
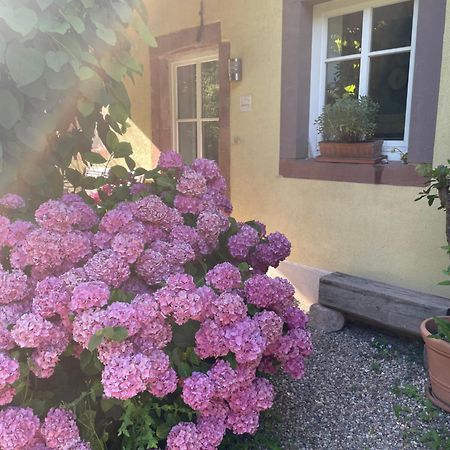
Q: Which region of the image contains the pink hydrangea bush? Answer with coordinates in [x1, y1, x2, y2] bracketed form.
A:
[0, 153, 312, 449]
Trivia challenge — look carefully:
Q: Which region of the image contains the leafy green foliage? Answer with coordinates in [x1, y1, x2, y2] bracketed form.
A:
[429, 317, 450, 343]
[87, 326, 129, 351]
[0, 0, 154, 207]
[415, 163, 450, 209]
[315, 96, 379, 142]
[118, 396, 194, 450]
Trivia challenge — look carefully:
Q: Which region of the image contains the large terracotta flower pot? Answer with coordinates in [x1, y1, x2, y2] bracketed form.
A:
[420, 316, 450, 412]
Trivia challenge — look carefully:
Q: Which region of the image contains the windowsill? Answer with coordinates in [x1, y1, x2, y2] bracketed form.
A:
[279, 158, 426, 186]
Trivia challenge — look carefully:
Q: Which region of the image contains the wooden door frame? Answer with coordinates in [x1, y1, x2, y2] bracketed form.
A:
[150, 22, 230, 189]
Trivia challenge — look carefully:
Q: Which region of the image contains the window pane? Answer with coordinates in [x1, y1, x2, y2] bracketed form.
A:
[372, 1, 414, 52]
[369, 52, 410, 140]
[177, 65, 196, 119]
[178, 122, 197, 164]
[203, 121, 219, 162]
[327, 12, 363, 58]
[201, 61, 219, 118]
[325, 59, 360, 104]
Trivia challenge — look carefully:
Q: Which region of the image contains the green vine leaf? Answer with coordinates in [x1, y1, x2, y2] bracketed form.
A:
[0, 90, 21, 130]
[133, 15, 157, 47]
[0, 6, 38, 36]
[6, 42, 45, 87]
[45, 50, 70, 72]
[77, 98, 95, 117]
[96, 27, 117, 46]
[36, 0, 55, 11]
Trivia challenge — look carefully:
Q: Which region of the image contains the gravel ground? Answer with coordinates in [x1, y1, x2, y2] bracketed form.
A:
[270, 322, 450, 450]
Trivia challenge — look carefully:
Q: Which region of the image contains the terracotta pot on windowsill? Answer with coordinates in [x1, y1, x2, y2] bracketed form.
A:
[420, 316, 450, 412]
[317, 139, 384, 164]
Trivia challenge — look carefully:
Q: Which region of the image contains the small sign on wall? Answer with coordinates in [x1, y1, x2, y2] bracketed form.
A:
[239, 95, 252, 112]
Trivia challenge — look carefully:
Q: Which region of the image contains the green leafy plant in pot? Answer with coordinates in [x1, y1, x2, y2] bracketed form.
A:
[315, 96, 382, 163]
[416, 162, 450, 412]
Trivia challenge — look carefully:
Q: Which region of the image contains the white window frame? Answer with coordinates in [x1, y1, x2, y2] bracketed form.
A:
[170, 50, 219, 159]
[309, 0, 419, 161]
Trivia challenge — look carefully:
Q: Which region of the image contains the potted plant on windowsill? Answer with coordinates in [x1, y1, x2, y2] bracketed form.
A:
[416, 163, 450, 411]
[315, 96, 383, 164]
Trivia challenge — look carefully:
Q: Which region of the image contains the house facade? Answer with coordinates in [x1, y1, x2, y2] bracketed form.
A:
[126, 0, 450, 304]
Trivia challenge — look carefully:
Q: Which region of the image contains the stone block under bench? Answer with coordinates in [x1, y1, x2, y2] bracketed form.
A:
[318, 272, 450, 337]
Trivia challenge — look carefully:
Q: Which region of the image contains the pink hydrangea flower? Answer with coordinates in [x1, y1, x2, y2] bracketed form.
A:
[35, 200, 73, 233]
[228, 224, 260, 260]
[0, 352, 20, 387]
[149, 367, 178, 398]
[195, 319, 228, 359]
[33, 276, 70, 319]
[166, 422, 202, 450]
[99, 203, 134, 234]
[11, 313, 55, 348]
[182, 372, 215, 411]
[205, 262, 241, 292]
[207, 359, 236, 399]
[224, 318, 267, 364]
[84, 250, 130, 288]
[41, 408, 81, 449]
[253, 311, 283, 345]
[0, 407, 40, 450]
[0, 269, 28, 304]
[226, 411, 259, 435]
[72, 308, 106, 348]
[158, 150, 183, 170]
[211, 292, 247, 326]
[177, 168, 207, 197]
[102, 355, 147, 400]
[111, 232, 144, 264]
[0, 193, 25, 210]
[70, 281, 110, 313]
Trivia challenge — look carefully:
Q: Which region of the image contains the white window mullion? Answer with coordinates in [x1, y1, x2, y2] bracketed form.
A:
[358, 7, 372, 97]
[196, 62, 203, 158]
[403, 0, 419, 151]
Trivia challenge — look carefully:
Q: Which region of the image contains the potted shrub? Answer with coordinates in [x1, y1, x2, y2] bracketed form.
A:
[420, 317, 450, 412]
[315, 96, 383, 163]
[416, 163, 450, 411]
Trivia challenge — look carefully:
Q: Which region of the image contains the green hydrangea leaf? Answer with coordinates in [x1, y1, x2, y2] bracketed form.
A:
[114, 142, 132, 158]
[82, 151, 107, 164]
[110, 165, 129, 179]
[88, 332, 104, 352]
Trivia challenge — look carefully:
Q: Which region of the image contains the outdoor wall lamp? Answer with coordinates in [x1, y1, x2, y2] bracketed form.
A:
[228, 58, 242, 81]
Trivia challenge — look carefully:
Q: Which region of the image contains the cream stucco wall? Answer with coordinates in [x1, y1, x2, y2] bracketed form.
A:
[127, 0, 450, 297]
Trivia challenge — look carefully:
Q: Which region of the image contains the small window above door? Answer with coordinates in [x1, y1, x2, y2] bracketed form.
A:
[171, 53, 219, 164]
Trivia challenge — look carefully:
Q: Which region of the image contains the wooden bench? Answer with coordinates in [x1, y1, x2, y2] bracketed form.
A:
[319, 272, 450, 336]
